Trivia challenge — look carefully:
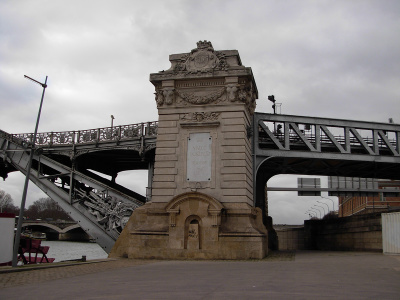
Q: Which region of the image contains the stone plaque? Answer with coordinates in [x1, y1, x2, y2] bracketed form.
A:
[187, 133, 212, 182]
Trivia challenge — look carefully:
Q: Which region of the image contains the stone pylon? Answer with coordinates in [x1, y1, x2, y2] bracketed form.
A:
[110, 41, 268, 259]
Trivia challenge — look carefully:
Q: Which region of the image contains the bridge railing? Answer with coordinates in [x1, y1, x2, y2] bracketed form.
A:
[2, 121, 158, 147]
[264, 130, 397, 150]
[254, 113, 400, 157]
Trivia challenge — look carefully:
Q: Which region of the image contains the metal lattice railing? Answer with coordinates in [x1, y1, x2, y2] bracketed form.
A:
[1, 121, 158, 147]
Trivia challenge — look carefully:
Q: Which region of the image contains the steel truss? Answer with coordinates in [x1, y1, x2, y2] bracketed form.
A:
[0, 122, 157, 253]
[252, 113, 400, 218]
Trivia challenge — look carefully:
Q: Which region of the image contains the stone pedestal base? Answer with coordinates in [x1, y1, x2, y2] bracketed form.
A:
[109, 192, 268, 260]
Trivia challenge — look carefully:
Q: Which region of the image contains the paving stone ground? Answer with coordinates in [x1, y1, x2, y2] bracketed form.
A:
[0, 251, 294, 289]
[0, 259, 154, 289]
[0, 251, 399, 300]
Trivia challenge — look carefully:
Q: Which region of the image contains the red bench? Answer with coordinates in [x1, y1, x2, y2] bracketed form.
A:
[18, 237, 55, 264]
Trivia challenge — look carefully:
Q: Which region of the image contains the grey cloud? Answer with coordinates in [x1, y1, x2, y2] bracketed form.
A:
[1, 0, 399, 224]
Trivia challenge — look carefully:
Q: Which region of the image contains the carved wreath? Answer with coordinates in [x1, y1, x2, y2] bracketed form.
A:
[181, 112, 220, 122]
[176, 87, 225, 105]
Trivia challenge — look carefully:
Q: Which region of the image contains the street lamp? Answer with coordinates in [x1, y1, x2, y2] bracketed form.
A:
[317, 201, 329, 213]
[320, 195, 335, 211]
[309, 207, 321, 219]
[314, 204, 326, 216]
[306, 210, 316, 218]
[268, 95, 276, 114]
[111, 115, 115, 128]
[12, 75, 48, 267]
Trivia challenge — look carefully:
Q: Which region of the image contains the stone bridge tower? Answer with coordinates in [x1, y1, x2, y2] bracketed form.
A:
[110, 41, 268, 259]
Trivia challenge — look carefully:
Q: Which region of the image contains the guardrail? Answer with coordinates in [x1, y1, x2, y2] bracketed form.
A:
[1, 121, 158, 147]
[255, 113, 400, 157]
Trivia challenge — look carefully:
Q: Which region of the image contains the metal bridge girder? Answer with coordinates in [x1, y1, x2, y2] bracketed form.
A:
[252, 112, 400, 213]
[254, 113, 400, 167]
[0, 121, 158, 253]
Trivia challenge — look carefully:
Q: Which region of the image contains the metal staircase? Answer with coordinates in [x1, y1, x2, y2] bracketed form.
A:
[0, 122, 157, 253]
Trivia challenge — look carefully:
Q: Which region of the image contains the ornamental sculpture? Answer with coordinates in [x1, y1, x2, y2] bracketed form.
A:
[180, 112, 220, 122]
[172, 41, 229, 75]
[74, 183, 140, 237]
[150, 40, 258, 114]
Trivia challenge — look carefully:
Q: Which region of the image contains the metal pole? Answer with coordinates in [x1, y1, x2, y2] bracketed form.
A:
[12, 75, 47, 267]
[314, 204, 326, 216]
[309, 207, 321, 219]
[320, 195, 335, 211]
[317, 201, 330, 213]
[306, 210, 316, 218]
[307, 210, 316, 217]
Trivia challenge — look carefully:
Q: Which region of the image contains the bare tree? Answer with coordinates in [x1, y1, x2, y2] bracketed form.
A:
[0, 189, 18, 214]
[25, 197, 72, 221]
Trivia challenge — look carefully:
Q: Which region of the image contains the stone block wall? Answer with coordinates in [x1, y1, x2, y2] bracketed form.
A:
[275, 226, 305, 251]
[304, 212, 383, 252]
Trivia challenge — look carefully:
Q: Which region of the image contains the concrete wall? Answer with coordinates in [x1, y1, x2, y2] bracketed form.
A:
[304, 213, 383, 252]
[275, 226, 305, 251]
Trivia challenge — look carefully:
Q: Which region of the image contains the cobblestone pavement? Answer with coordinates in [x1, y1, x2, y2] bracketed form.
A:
[0, 259, 154, 289]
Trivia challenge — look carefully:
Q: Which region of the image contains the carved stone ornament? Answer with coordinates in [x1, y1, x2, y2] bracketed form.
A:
[173, 41, 228, 75]
[155, 90, 164, 107]
[226, 84, 238, 102]
[154, 88, 175, 107]
[163, 88, 175, 105]
[181, 112, 220, 122]
[176, 87, 225, 105]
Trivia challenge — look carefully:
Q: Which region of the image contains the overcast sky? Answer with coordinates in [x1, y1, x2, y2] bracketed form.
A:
[1, 0, 399, 224]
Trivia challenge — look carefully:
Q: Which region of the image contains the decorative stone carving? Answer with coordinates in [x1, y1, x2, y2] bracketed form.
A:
[180, 112, 220, 122]
[226, 84, 238, 102]
[163, 88, 175, 105]
[150, 41, 258, 114]
[172, 41, 228, 76]
[238, 87, 248, 103]
[155, 90, 164, 107]
[176, 87, 225, 105]
[188, 224, 198, 239]
[168, 207, 179, 227]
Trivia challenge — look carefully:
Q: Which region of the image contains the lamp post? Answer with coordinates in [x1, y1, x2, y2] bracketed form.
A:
[12, 75, 48, 267]
[314, 204, 326, 217]
[268, 95, 276, 114]
[309, 207, 321, 219]
[111, 115, 115, 128]
[306, 210, 316, 218]
[320, 195, 335, 211]
[317, 201, 329, 213]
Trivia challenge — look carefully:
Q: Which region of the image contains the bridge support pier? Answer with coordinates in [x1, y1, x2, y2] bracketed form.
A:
[111, 193, 267, 259]
[110, 41, 268, 259]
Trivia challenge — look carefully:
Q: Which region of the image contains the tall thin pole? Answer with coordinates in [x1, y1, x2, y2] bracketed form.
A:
[310, 207, 321, 219]
[12, 75, 48, 267]
[320, 195, 335, 211]
[317, 201, 330, 213]
[314, 204, 326, 216]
